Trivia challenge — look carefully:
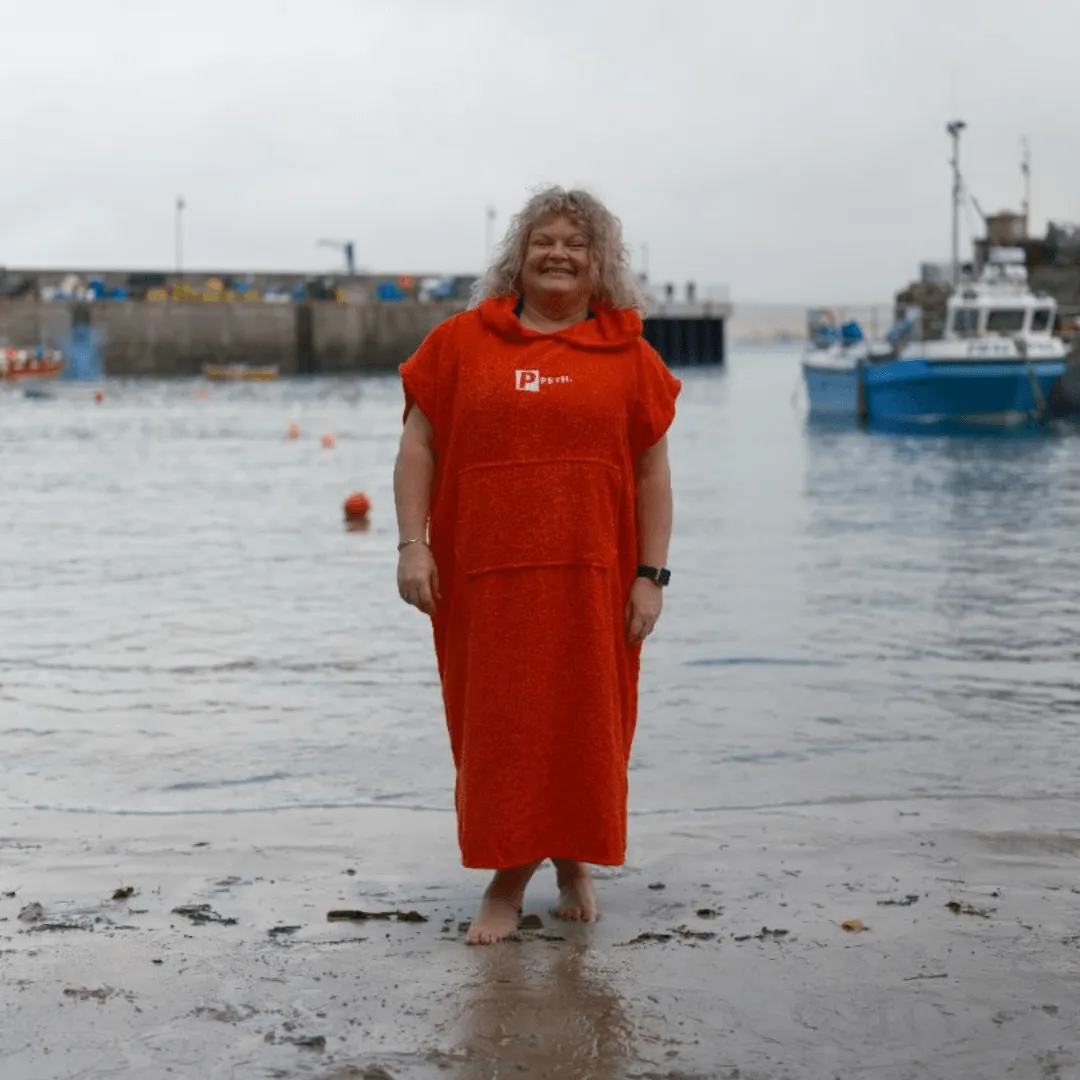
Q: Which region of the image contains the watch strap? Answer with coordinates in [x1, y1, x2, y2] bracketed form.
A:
[636, 565, 671, 586]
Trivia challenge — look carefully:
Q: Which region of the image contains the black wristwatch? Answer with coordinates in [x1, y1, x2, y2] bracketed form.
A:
[637, 565, 671, 587]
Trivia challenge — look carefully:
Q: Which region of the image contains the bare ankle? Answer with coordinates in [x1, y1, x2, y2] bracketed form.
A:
[552, 858, 589, 885]
[487, 862, 541, 901]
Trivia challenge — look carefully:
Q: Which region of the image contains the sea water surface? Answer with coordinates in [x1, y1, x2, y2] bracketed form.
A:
[3, 348, 1080, 821]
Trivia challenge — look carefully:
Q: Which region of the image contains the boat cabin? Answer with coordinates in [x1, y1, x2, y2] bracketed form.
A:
[944, 247, 1057, 342]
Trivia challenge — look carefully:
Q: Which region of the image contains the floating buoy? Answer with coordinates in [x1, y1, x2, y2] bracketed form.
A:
[93, 388, 104, 404]
[286, 423, 301, 439]
[321, 433, 336, 449]
[343, 491, 371, 523]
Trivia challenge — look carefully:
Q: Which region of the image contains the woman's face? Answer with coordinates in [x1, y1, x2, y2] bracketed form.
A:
[520, 215, 592, 307]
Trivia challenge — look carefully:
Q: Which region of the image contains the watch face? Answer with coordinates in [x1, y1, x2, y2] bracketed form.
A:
[658, 568, 671, 586]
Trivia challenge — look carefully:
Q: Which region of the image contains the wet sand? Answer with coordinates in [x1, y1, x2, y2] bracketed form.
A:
[2, 799, 1079, 1079]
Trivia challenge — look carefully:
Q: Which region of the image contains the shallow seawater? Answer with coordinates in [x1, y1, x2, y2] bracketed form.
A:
[3, 347, 1080, 821]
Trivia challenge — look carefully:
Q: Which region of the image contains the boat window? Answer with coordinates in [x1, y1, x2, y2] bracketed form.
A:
[951, 308, 980, 336]
[1031, 308, 1052, 332]
[986, 309, 1026, 333]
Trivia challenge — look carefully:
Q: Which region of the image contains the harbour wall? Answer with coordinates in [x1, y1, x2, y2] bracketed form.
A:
[0, 299, 727, 375]
[0, 300, 464, 376]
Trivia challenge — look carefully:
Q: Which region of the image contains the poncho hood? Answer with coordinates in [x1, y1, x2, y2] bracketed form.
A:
[476, 295, 643, 352]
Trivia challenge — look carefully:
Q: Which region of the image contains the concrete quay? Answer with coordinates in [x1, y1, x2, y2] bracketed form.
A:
[0, 296, 728, 376]
[0, 299, 463, 377]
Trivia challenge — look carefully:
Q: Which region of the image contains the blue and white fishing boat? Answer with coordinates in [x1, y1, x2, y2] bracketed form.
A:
[802, 121, 1069, 426]
[802, 249, 1068, 425]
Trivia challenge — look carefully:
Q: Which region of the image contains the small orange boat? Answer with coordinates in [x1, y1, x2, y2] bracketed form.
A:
[1, 346, 64, 381]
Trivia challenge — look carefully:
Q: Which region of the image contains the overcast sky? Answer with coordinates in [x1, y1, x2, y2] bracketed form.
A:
[2, 0, 1077, 304]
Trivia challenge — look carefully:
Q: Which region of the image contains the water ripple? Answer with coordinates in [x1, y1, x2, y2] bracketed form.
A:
[686, 655, 844, 668]
[162, 772, 291, 792]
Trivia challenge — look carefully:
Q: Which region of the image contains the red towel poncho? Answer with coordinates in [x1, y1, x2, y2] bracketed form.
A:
[400, 295, 681, 868]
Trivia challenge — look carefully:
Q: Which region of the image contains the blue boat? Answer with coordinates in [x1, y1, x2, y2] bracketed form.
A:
[802, 251, 1068, 427]
[802, 122, 1069, 427]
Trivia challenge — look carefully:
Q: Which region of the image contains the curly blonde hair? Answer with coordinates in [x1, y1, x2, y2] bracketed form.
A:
[470, 186, 647, 315]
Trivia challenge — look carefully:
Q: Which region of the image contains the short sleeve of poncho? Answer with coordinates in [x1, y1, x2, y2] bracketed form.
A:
[630, 342, 682, 456]
[399, 318, 456, 428]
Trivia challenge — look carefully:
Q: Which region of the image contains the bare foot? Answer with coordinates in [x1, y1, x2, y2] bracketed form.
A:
[466, 863, 540, 946]
[551, 859, 598, 923]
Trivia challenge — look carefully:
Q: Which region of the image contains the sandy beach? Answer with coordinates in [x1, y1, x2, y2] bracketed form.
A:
[3, 797, 1079, 1079]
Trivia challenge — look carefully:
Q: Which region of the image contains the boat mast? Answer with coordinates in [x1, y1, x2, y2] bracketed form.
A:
[1020, 135, 1031, 236]
[946, 119, 966, 286]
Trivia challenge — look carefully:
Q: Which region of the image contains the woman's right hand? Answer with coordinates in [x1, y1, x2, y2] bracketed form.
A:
[397, 544, 440, 615]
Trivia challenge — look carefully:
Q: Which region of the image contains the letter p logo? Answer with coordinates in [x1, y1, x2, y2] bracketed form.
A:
[515, 369, 540, 392]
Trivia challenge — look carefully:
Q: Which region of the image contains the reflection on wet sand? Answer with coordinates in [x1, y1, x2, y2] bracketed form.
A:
[452, 941, 633, 1079]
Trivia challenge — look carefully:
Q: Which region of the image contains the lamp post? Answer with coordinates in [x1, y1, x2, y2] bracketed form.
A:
[175, 196, 185, 277]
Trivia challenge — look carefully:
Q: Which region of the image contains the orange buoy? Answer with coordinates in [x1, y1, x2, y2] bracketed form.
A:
[321, 433, 336, 449]
[93, 388, 104, 403]
[286, 423, 301, 439]
[343, 491, 371, 523]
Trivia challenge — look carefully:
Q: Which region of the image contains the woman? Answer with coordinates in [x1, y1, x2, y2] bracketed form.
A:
[393, 186, 679, 945]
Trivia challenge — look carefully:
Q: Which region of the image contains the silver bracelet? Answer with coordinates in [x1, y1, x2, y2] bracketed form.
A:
[397, 537, 429, 552]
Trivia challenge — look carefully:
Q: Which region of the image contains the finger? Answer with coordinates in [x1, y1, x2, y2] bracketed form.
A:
[414, 580, 436, 615]
[431, 565, 441, 602]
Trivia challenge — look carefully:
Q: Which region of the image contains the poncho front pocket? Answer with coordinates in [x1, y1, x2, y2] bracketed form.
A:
[456, 458, 621, 576]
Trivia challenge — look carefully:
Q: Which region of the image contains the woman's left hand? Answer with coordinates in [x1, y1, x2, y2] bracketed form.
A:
[625, 578, 663, 647]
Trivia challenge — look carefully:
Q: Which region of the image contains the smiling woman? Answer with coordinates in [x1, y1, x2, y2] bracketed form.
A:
[473, 187, 647, 319]
[392, 186, 680, 945]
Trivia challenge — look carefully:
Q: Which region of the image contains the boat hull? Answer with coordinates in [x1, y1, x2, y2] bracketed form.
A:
[802, 357, 1066, 425]
[202, 364, 279, 381]
[865, 359, 1066, 423]
[2, 364, 62, 381]
[802, 361, 860, 415]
